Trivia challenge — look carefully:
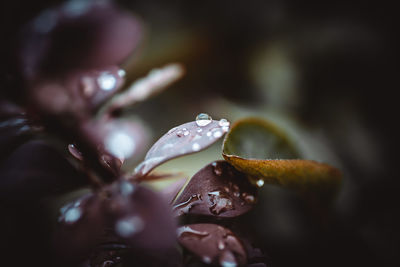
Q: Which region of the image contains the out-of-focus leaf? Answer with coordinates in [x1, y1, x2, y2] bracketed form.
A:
[20, 1, 142, 79]
[131, 118, 230, 178]
[29, 66, 125, 115]
[0, 140, 88, 201]
[107, 63, 185, 113]
[55, 180, 176, 264]
[173, 160, 257, 218]
[223, 117, 299, 159]
[223, 118, 341, 196]
[177, 223, 247, 266]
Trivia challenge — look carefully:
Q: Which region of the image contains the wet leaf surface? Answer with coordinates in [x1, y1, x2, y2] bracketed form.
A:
[223, 118, 341, 196]
[132, 119, 230, 178]
[177, 223, 247, 266]
[173, 160, 257, 218]
[55, 180, 176, 264]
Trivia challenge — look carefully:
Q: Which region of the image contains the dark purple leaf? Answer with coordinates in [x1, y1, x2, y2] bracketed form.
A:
[0, 140, 88, 201]
[55, 180, 176, 263]
[173, 160, 258, 218]
[29, 65, 125, 115]
[132, 117, 230, 178]
[177, 223, 247, 266]
[20, 1, 142, 79]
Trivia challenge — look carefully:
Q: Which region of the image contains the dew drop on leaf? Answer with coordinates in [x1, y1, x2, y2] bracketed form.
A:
[256, 179, 265, 188]
[97, 72, 117, 91]
[196, 113, 212, 127]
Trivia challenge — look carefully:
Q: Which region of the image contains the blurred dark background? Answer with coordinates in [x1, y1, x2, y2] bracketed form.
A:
[0, 0, 398, 266]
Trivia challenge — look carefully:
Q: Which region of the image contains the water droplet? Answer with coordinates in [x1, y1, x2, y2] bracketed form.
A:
[63, 207, 82, 224]
[213, 130, 223, 138]
[68, 143, 83, 160]
[212, 162, 223, 176]
[176, 130, 183, 137]
[183, 130, 190, 136]
[196, 113, 212, 127]
[197, 128, 203, 133]
[105, 130, 136, 159]
[206, 131, 212, 137]
[219, 118, 230, 127]
[233, 192, 240, 197]
[120, 181, 135, 196]
[256, 179, 265, 187]
[219, 250, 238, 267]
[173, 194, 202, 215]
[115, 215, 144, 238]
[98, 72, 117, 91]
[177, 225, 209, 239]
[118, 69, 126, 77]
[222, 126, 230, 132]
[192, 143, 201, 151]
[102, 261, 115, 267]
[218, 241, 226, 250]
[208, 191, 234, 215]
[202, 256, 212, 264]
[244, 194, 256, 204]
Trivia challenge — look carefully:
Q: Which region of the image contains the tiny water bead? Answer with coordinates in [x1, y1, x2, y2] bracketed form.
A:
[219, 118, 230, 127]
[118, 69, 126, 77]
[59, 201, 83, 224]
[208, 191, 234, 215]
[68, 143, 83, 160]
[120, 181, 135, 196]
[256, 179, 265, 187]
[97, 72, 117, 91]
[213, 130, 223, 138]
[192, 143, 201, 151]
[105, 130, 136, 159]
[196, 113, 212, 127]
[115, 215, 144, 238]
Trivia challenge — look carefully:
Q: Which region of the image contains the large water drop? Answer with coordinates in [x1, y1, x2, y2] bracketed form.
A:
[97, 72, 117, 91]
[196, 113, 212, 127]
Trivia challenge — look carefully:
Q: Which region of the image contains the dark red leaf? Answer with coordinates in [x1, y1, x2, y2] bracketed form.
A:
[20, 1, 142, 79]
[55, 180, 176, 263]
[177, 223, 247, 266]
[0, 140, 88, 201]
[173, 160, 258, 218]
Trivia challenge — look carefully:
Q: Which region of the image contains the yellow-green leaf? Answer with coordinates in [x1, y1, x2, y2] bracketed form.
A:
[222, 118, 341, 197]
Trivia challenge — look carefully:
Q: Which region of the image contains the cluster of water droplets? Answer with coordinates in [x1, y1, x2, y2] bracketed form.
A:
[168, 113, 230, 153]
[208, 191, 234, 215]
[177, 225, 240, 266]
[210, 162, 257, 208]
